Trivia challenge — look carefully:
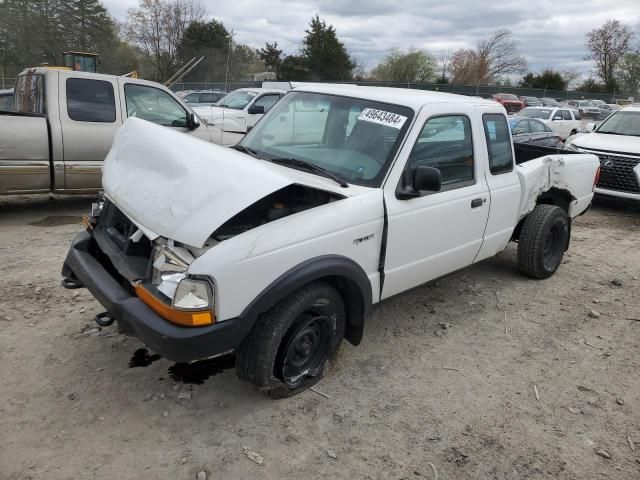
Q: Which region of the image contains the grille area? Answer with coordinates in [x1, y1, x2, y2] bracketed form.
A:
[595, 153, 640, 193]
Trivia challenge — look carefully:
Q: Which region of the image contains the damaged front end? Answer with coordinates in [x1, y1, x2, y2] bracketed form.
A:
[74, 199, 217, 328]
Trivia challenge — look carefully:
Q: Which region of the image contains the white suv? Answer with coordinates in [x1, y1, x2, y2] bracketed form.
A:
[566, 105, 640, 201]
[518, 106, 582, 140]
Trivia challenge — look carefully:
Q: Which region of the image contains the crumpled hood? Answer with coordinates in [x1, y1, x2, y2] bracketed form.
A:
[570, 132, 640, 154]
[102, 118, 293, 247]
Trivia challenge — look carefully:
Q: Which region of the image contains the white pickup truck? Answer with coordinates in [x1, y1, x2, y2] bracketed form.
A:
[0, 67, 215, 195]
[62, 86, 600, 398]
[192, 87, 286, 146]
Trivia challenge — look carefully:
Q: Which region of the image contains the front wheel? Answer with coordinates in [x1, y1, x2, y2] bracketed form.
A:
[236, 282, 345, 398]
[517, 204, 570, 279]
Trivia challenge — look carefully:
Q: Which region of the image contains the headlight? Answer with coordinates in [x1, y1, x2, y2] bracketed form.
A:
[173, 277, 214, 311]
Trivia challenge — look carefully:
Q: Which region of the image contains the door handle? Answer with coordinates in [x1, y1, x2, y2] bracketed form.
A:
[471, 198, 484, 208]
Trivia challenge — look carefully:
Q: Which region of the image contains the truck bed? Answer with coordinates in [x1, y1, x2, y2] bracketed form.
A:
[514, 143, 583, 165]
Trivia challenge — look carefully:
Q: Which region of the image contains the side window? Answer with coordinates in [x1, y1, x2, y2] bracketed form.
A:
[253, 94, 280, 113]
[562, 110, 572, 120]
[572, 109, 581, 120]
[529, 120, 547, 133]
[407, 115, 474, 188]
[183, 93, 199, 104]
[515, 120, 530, 134]
[66, 78, 116, 122]
[483, 114, 513, 175]
[125, 84, 187, 127]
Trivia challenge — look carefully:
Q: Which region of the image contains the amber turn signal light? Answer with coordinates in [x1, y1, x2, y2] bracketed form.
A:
[135, 284, 214, 327]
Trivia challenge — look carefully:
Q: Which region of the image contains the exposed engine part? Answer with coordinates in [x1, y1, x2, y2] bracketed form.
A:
[212, 184, 344, 241]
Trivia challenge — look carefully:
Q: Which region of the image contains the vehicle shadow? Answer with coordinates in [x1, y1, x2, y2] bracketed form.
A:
[592, 195, 640, 215]
[0, 194, 95, 223]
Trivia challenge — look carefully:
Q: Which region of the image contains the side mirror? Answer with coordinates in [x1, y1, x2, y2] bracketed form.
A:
[413, 166, 442, 192]
[583, 122, 596, 133]
[248, 104, 265, 115]
[553, 115, 562, 121]
[187, 112, 200, 130]
[514, 128, 524, 135]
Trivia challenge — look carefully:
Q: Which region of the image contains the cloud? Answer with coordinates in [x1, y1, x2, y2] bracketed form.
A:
[103, 0, 640, 76]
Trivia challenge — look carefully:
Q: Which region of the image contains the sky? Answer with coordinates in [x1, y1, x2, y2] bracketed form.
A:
[103, 0, 640, 80]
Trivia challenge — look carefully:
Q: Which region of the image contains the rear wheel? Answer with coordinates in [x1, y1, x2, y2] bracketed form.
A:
[236, 282, 345, 398]
[517, 204, 569, 279]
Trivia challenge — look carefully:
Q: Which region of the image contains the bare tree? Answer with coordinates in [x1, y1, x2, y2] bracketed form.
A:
[450, 48, 479, 84]
[560, 69, 581, 89]
[125, 0, 205, 81]
[450, 30, 526, 85]
[477, 29, 527, 83]
[436, 51, 451, 83]
[586, 19, 633, 91]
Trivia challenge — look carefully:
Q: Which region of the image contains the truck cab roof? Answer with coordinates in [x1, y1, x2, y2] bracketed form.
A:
[291, 84, 500, 111]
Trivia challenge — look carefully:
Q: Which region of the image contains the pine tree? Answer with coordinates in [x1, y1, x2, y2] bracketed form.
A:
[301, 15, 354, 81]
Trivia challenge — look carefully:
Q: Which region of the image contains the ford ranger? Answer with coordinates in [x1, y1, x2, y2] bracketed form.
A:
[62, 86, 600, 398]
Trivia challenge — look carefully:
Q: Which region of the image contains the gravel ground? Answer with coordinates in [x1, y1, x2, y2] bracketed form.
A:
[1, 194, 639, 480]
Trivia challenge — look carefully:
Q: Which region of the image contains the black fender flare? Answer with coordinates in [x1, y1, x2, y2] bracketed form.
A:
[239, 255, 373, 346]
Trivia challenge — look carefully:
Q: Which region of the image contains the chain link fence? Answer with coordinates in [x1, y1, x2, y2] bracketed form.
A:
[171, 80, 627, 103]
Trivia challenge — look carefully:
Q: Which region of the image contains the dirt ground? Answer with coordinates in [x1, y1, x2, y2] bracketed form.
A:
[1, 194, 639, 480]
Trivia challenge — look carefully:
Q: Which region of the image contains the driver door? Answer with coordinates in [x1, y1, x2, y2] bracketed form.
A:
[382, 103, 490, 299]
[119, 80, 210, 142]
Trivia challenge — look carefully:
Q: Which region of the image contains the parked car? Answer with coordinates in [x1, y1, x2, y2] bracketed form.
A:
[519, 96, 542, 107]
[492, 93, 524, 114]
[509, 117, 562, 147]
[565, 99, 601, 119]
[176, 89, 227, 107]
[0, 88, 13, 111]
[566, 105, 640, 201]
[540, 97, 562, 107]
[62, 86, 599, 398]
[0, 67, 218, 195]
[192, 87, 286, 146]
[596, 103, 621, 120]
[517, 106, 582, 140]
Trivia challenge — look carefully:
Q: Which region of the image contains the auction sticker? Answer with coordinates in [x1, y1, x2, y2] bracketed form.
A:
[358, 108, 407, 129]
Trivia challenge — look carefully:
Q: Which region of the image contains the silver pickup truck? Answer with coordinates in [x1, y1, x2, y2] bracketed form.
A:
[0, 67, 216, 195]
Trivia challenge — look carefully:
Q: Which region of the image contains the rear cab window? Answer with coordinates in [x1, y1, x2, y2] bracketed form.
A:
[483, 114, 514, 175]
[14, 73, 46, 114]
[66, 78, 116, 122]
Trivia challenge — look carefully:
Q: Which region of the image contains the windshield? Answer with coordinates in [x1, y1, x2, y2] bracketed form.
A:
[215, 90, 257, 110]
[239, 91, 414, 187]
[518, 108, 552, 119]
[596, 111, 640, 136]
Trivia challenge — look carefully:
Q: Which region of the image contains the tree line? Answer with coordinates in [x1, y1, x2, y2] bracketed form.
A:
[0, 0, 638, 97]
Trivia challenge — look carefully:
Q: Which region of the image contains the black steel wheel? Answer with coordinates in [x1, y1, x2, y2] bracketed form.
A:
[279, 313, 331, 388]
[235, 281, 345, 398]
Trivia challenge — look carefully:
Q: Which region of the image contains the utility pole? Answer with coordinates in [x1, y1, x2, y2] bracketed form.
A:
[225, 30, 235, 92]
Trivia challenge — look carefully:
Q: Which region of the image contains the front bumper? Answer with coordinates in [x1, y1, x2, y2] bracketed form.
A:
[61, 231, 251, 362]
[594, 187, 640, 201]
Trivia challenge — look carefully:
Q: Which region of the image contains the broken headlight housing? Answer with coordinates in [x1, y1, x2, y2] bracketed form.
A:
[172, 276, 214, 310]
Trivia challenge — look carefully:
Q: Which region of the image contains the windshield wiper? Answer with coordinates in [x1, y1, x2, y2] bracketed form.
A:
[231, 145, 260, 158]
[267, 157, 349, 188]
